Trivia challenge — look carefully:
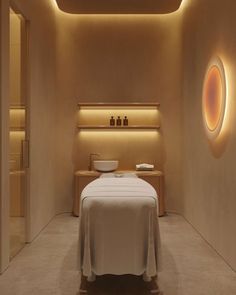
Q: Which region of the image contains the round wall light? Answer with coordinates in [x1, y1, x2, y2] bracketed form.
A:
[202, 57, 227, 140]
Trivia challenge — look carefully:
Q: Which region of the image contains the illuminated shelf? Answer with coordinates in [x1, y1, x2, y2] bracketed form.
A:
[78, 125, 160, 130]
[10, 127, 25, 131]
[78, 102, 160, 108]
[77, 102, 160, 131]
[10, 105, 25, 110]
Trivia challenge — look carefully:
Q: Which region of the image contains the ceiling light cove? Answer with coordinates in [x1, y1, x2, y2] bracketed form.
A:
[55, 0, 183, 14]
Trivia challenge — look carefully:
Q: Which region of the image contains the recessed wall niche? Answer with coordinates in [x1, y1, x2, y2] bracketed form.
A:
[202, 56, 227, 140]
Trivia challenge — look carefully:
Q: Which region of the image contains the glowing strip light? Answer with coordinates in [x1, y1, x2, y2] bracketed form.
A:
[202, 57, 227, 140]
[52, 0, 189, 15]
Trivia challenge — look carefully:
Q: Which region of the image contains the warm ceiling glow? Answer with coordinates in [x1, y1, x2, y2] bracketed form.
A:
[52, 0, 187, 16]
[52, 0, 59, 10]
[179, 0, 191, 11]
[202, 57, 226, 140]
[54, 0, 182, 15]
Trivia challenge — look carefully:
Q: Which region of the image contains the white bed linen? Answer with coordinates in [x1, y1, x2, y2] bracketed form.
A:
[78, 177, 161, 278]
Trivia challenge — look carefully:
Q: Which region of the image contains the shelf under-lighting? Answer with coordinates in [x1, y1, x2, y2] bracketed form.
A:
[77, 125, 160, 130]
[10, 105, 25, 110]
[10, 127, 25, 131]
[78, 102, 160, 108]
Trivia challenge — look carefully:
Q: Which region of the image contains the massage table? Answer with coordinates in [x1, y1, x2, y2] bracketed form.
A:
[77, 174, 161, 282]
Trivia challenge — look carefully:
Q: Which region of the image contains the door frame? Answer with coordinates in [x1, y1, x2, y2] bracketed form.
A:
[9, 2, 31, 246]
[0, 0, 10, 274]
[18, 10, 31, 245]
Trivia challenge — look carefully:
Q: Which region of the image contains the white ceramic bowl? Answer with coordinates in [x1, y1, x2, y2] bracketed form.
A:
[93, 160, 119, 172]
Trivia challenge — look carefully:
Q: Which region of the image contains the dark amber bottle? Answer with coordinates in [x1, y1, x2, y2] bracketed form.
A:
[123, 116, 128, 126]
[116, 116, 122, 126]
[110, 116, 115, 126]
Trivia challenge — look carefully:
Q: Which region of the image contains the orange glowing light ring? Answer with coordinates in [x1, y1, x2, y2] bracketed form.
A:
[202, 57, 226, 140]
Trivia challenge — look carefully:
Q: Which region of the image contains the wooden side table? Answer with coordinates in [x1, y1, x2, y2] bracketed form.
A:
[74, 170, 165, 217]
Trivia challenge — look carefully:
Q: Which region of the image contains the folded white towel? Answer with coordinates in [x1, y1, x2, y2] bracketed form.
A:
[136, 163, 154, 171]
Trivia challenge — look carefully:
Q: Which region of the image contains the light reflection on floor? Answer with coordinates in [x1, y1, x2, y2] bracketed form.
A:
[10, 217, 25, 259]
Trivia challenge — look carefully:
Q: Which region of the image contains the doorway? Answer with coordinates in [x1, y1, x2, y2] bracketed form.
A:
[9, 7, 29, 259]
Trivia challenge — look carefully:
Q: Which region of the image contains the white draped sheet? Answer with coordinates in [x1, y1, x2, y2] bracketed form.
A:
[78, 177, 161, 278]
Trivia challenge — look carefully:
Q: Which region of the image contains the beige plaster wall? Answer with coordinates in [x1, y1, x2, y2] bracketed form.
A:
[182, 0, 236, 270]
[9, 13, 21, 105]
[9, 14, 23, 174]
[0, 0, 10, 274]
[54, 11, 184, 213]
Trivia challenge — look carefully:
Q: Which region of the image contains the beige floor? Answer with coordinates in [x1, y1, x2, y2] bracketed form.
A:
[0, 213, 236, 295]
[10, 217, 25, 259]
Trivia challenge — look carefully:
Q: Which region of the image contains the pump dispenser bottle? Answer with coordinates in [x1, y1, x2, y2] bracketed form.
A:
[123, 116, 128, 126]
[116, 116, 122, 126]
[110, 116, 115, 126]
